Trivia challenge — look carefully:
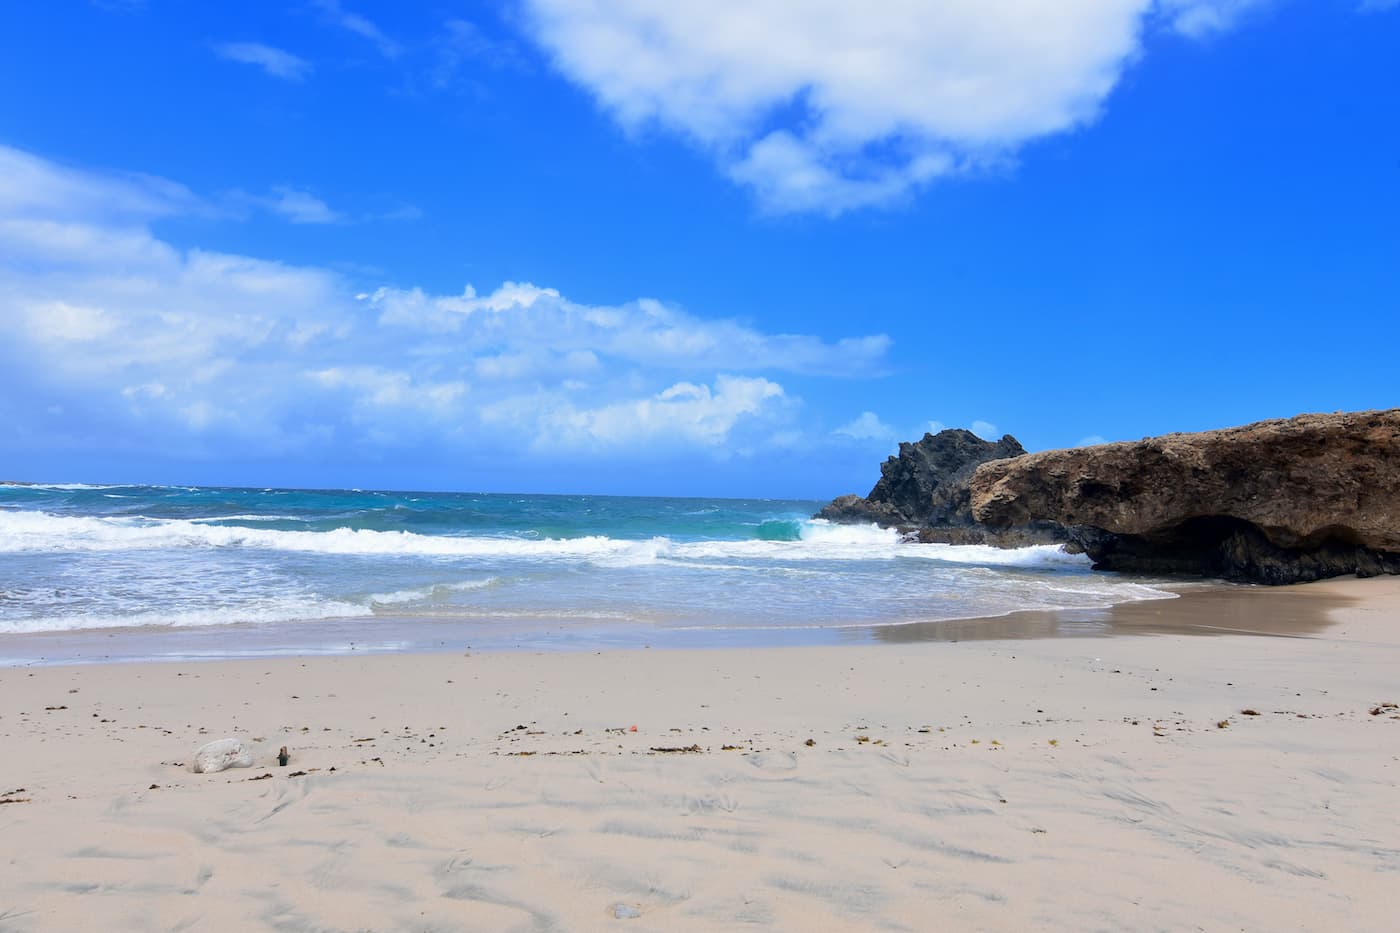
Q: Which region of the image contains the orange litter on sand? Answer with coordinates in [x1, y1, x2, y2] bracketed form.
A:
[629, 725, 638, 732]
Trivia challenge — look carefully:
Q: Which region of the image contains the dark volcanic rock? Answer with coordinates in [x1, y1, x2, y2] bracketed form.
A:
[819, 429, 1069, 545]
[820, 429, 1025, 526]
[970, 410, 1400, 584]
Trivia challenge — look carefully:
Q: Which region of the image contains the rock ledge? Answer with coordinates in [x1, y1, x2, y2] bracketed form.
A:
[970, 410, 1400, 584]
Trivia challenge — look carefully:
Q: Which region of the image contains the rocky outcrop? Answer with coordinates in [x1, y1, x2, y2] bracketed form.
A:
[970, 410, 1400, 584]
[818, 429, 1069, 545]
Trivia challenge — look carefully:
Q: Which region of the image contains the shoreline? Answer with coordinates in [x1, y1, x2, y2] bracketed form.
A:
[1, 576, 1396, 929]
[0, 576, 1351, 668]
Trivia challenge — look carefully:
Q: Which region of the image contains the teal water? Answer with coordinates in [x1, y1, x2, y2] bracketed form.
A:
[0, 483, 1174, 662]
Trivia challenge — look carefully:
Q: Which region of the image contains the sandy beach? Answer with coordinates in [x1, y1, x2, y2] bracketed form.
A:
[2, 578, 1398, 931]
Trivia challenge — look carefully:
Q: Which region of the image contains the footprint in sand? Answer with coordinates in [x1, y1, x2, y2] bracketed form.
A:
[684, 793, 740, 814]
[879, 749, 912, 767]
[436, 854, 474, 878]
[746, 750, 798, 772]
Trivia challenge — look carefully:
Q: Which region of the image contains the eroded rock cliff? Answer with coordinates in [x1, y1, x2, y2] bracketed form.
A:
[970, 410, 1400, 583]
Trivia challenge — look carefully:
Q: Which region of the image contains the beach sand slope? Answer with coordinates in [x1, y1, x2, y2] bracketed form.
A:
[1, 578, 1397, 931]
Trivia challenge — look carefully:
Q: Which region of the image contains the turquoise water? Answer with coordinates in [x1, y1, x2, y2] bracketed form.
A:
[0, 484, 1173, 662]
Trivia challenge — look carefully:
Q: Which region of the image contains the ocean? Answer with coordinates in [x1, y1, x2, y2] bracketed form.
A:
[0, 484, 1176, 663]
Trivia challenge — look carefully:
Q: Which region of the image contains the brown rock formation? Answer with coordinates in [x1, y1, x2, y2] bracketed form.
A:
[970, 410, 1400, 583]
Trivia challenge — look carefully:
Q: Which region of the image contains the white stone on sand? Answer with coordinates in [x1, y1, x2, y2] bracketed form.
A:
[191, 737, 254, 773]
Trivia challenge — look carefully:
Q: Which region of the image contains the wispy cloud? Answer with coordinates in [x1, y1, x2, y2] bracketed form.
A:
[833, 411, 895, 441]
[314, 0, 401, 58]
[518, 1, 1281, 215]
[213, 41, 313, 81]
[436, 18, 527, 78]
[0, 145, 199, 221]
[0, 144, 889, 467]
[970, 421, 1000, 440]
[373, 202, 424, 222]
[1156, 0, 1273, 37]
[226, 187, 415, 226]
[426, 18, 531, 95]
[262, 186, 343, 224]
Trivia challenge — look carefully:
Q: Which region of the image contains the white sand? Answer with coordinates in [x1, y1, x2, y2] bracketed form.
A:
[1, 578, 1398, 930]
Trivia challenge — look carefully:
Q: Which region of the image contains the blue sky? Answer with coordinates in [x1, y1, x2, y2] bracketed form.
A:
[1, 1, 1396, 498]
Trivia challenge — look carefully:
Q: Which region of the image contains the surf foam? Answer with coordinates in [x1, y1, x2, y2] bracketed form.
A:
[0, 510, 1092, 571]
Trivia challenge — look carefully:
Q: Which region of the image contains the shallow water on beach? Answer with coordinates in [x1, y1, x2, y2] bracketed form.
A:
[0, 483, 1179, 663]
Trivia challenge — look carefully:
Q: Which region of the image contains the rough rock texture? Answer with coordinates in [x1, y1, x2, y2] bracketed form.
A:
[971, 410, 1400, 584]
[818, 429, 1069, 545]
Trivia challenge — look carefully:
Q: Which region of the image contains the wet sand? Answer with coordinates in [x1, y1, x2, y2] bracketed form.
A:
[0, 577, 1397, 930]
[875, 577, 1353, 643]
[0, 579, 1345, 667]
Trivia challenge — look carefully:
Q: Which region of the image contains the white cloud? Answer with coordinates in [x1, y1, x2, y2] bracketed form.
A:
[25, 301, 118, 342]
[0, 144, 197, 221]
[214, 42, 313, 81]
[0, 217, 178, 266]
[314, 0, 402, 58]
[1156, 0, 1273, 36]
[226, 186, 346, 225]
[970, 420, 1000, 440]
[833, 411, 894, 440]
[264, 187, 343, 224]
[122, 382, 168, 400]
[0, 145, 347, 233]
[311, 366, 468, 418]
[728, 131, 955, 215]
[179, 399, 234, 431]
[432, 18, 528, 88]
[530, 375, 786, 449]
[1076, 434, 1108, 447]
[520, 1, 1270, 214]
[924, 420, 946, 436]
[0, 144, 887, 464]
[366, 282, 888, 377]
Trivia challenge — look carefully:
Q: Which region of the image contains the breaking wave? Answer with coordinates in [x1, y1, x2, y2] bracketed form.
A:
[0, 510, 1091, 571]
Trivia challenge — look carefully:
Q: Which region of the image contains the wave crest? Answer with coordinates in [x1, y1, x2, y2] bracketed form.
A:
[0, 510, 1091, 571]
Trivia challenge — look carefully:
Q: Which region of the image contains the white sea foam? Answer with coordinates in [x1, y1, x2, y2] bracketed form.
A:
[799, 519, 904, 545]
[904, 543, 1090, 568]
[0, 510, 1091, 571]
[187, 514, 312, 523]
[0, 510, 642, 560]
[368, 578, 500, 605]
[2, 483, 128, 491]
[0, 598, 373, 635]
[370, 608, 640, 622]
